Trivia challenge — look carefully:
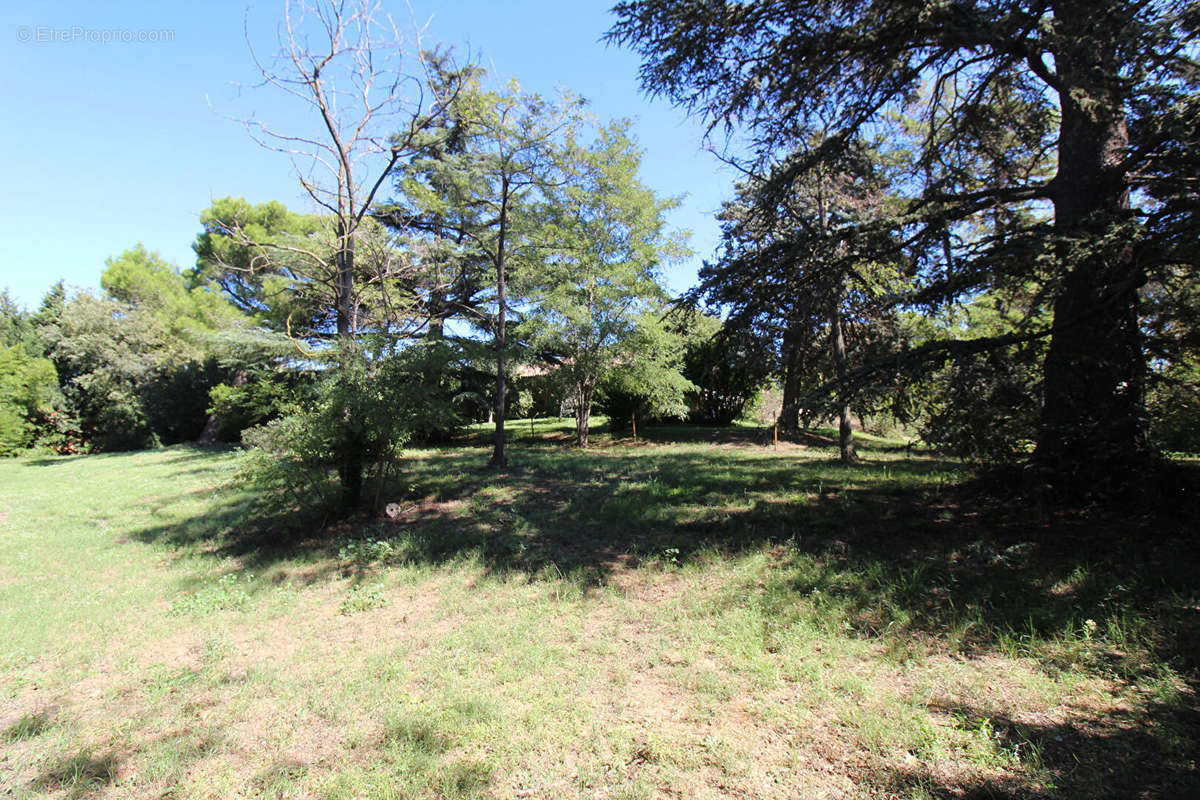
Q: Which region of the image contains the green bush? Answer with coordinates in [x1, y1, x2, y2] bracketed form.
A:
[238, 343, 454, 519]
[918, 347, 1041, 464]
[682, 325, 772, 426]
[0, 345, 62, 456]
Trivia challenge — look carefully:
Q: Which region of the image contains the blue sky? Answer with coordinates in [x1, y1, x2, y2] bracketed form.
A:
[0, 1, 732, 310]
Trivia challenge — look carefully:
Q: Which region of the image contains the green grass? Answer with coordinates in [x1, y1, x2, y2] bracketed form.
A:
[1, 429, 1197, 799]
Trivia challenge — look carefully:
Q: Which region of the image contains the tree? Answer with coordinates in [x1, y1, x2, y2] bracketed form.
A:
[697, 137, 905, 461]
[0, 285, 78, 455]
[47, 248, 240, 451]
[382, 75, 587, 467]
[527, 121, 691, 447]
[194, 198, 424, 341]
[677, 312, 773, 426]
[597, 310, 695, 432]
[0, 345, 60, 456]
[215, 0, 455, 510]
[0, 290, 33, 352]
[610, 0, 1200, 487]
[192, 198, 323, 329]
[105, 244, 242, 342]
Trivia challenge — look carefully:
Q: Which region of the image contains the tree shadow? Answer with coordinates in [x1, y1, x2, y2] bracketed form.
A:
[114, 435, 1200, 796]
[874, 695, 1200, 799]
[18, 444, 237, 470]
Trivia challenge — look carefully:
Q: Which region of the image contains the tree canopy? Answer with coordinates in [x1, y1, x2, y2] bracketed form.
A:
[609, 0, 1200, 487]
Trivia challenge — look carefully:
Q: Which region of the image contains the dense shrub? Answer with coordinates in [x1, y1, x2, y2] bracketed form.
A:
[238, 344, 455, 519]
[918, 347, 1041, 464]
[682, 326, 772, 425]
[0, 345, 62, 456]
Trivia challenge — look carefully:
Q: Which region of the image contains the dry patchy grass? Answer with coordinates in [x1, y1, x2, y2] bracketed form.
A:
[1, 432, 1197, 799]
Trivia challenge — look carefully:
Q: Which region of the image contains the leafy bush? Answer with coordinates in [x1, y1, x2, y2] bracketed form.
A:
[238, 343, 454, 519]
[0, 345, 62, 456]
[918, 347, 1041, 464]
[682, 323, 772, 425]
[208, 368, 309, 442]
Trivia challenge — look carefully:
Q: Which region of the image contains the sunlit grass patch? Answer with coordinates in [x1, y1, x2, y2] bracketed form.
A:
[0, 437, 1196, 798]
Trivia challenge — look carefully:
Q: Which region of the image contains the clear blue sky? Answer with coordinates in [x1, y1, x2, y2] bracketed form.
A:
[0, 1, 731, 310]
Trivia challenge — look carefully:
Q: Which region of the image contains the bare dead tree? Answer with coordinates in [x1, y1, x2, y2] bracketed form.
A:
[216, 0, 460, 512]
[237, 0, 455, 341]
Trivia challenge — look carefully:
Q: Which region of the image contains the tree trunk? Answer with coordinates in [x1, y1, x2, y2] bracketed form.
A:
[831, 306, 856, 463]
[335, 220, 365, 513]
[489, 182, 510, 469]
[491, 284, 508, 468]
[1036, 0, 1148, 483]
[780, 317, 804, 432]
[426, 288, 446, 340]
[574, 384, 592, 448]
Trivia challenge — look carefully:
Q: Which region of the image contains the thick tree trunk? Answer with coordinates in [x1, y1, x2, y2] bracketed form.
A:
[831, 307, 856, 463]
[1036, 0, 1148, 482]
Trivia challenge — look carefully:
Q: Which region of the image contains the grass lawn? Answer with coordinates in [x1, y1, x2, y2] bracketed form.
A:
[1, 421, 1197, 799]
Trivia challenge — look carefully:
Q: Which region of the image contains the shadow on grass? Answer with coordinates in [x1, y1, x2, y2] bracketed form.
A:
[876, 695, 1200, 799]
[119, 430, 1200, 798]
[33, 750, 119, 798]
[19, 443, 238, 470]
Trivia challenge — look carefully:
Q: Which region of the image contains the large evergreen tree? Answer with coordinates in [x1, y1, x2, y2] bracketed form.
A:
[610, 0, 1200, 486]
[382, 75, 587, 467]
[700, 137, 906, 462]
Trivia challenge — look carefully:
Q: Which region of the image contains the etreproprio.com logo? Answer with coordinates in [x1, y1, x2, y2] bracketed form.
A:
[16, 25, 176, 44]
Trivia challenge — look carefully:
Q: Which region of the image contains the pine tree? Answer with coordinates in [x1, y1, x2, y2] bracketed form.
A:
[610, 0, 1200, 487]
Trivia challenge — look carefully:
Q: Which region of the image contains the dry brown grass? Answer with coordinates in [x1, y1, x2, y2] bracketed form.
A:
[2, 442, 1197, 799]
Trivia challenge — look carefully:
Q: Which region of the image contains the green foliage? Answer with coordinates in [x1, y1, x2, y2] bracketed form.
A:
[340, 582, 388, 614]
[918, 348, 1041, 464]
[339, 536, 404, 565]
[598, 312, 694, 430]
[0, 345, 62, 456]
[51, 293, 171, 451]
[238, 343, 451, 519]
[609, 0, 1200, 477]
[383, 66, 597, 462]
[678, 313, 772, 425]
[0, 289, 34, 351]
[103, 244, 241, 341]
[522, 120, 691, 444]
[41, 248, 245, 451]
[207, 369, 306, 442]
[1149, 356, 1200, 453]
[911, 292, 1049, 464]
[192, 198, 329, 330]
